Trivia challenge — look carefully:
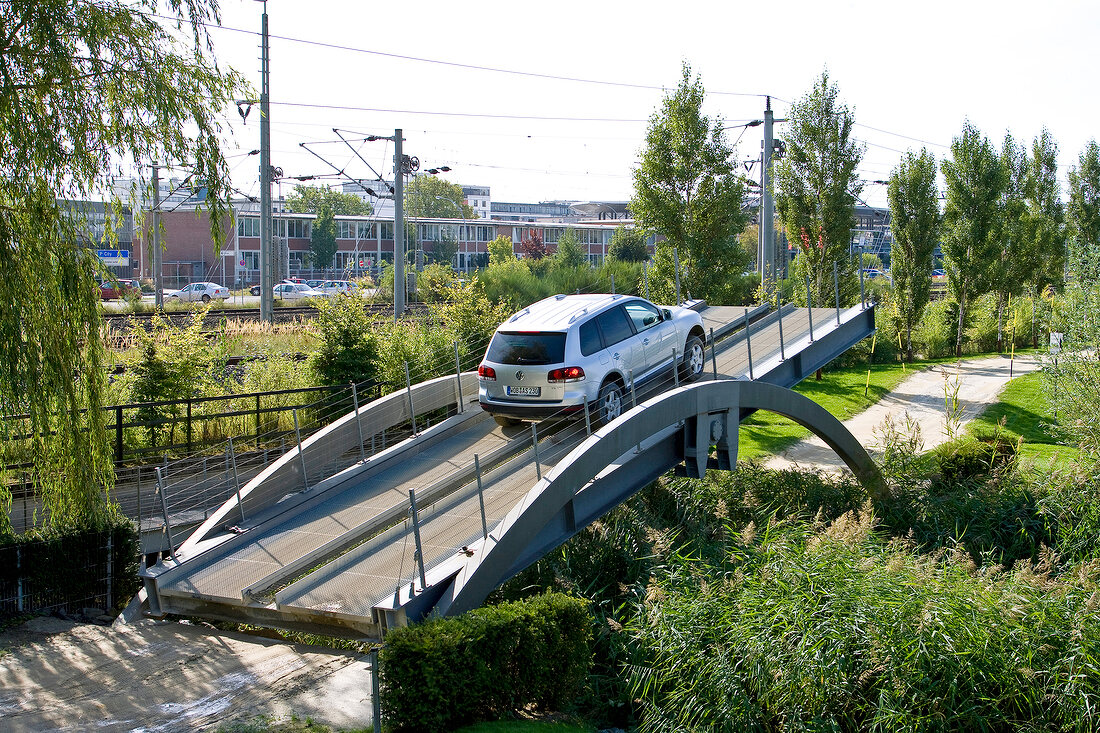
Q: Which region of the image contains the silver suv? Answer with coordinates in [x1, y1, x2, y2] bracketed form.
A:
[478, 294, 707, 426]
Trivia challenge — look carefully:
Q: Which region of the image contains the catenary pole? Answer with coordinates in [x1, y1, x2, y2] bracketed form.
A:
[258, 2, 274, 324]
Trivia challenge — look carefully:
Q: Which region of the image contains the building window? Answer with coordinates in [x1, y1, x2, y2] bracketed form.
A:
[337, 221, 354, 239]
[237, 216, 260, 238]
[357, 222, 376, 239]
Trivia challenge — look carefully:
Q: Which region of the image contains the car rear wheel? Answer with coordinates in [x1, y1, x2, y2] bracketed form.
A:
[594, 380, 624, 426]
[201, 294, 211, 303]
[681, 334, 705, 382]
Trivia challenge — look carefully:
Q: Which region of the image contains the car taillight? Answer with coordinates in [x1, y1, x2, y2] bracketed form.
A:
[478, 364, 496, 381]
[547, 366, 585, 383]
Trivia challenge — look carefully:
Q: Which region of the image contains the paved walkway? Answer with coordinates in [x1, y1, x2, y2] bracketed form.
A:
[0, 615, 375, 732]
[766, 354, 1042, 472]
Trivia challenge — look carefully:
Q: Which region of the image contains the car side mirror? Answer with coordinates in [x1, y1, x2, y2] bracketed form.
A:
[663, 308, 672, 321]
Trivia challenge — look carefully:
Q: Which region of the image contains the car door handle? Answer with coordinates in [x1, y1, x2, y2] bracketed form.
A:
[643, 338, 650, 345]
[613, 352, 620, 360]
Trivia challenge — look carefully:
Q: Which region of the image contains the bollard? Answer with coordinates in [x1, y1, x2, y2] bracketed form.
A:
[293, 409, 310, 492]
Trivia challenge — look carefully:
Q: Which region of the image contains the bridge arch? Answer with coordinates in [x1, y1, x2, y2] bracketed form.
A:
[434, 379, 885, 618]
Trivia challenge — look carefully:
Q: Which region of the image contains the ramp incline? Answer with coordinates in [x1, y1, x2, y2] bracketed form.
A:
[142, 301, 875, 639]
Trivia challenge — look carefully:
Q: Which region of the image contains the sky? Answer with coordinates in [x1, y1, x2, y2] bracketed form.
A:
[198, 0, 1099, 210]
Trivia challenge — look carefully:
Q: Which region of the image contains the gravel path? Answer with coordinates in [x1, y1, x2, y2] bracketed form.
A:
[766, 354, 1042, 472]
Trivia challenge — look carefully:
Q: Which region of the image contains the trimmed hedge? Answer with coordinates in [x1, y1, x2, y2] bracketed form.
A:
[379, 592, 592, 732]
[0, 517, 140, 621]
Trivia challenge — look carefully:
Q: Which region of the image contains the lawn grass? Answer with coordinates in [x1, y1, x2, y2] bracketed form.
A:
[737, 359, 919, 461]
[967, 369, 1079, 470]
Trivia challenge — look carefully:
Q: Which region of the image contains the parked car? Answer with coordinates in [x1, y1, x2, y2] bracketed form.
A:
[305, 279, 325, 289]
[99, 278, 141, 301]
[478, 294, 707, 427]
[166, 281, 230, 303]
[273, 281, 327, 301]
[319, 280, 356, 296]
[249, 284, 262, 296]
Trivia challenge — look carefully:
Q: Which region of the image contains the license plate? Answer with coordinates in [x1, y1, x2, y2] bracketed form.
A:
[506, 385, 541, 397]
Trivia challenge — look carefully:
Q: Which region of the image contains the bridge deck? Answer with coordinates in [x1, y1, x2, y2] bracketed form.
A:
[143, 303, 873, 637]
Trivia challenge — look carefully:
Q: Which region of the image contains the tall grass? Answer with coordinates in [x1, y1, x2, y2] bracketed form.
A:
[627, 507, 1100, 732]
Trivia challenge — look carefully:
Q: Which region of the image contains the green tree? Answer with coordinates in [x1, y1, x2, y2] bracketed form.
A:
[992, 133, 1030, 352]
[1067, 140, 1100, 249]
[887, 148, 941, 362]
[607, 225, 649, 262]
[0, 0, 245, 531]
[405, 175, 475, 219]
[631, 63, 750, 304]
[941, 121, 1006, 357]
[285, 184, 372, 216]
[775, 71, 865, 306]
[1022, 129, 1066, 346]
[488, 235, 515, 265]
[310, 203, 338, 270]
[554, 229, 588, 269]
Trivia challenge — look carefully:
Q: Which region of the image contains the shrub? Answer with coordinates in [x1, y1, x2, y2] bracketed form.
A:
[912, 297, 957, 358]
[0, 515, 140, 620]
[379, 593, 592, 732]
[933, 434, 1017, 483]
[309, 295, 378, 387]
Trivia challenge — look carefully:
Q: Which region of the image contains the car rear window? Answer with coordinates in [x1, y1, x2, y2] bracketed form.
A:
[487, 332, 566, 365]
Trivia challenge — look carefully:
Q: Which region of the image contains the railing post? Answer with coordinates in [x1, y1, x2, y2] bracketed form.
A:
[806, 275, 814, 342]
[115, 405, 123, 462]
[673, 247, 683, 304]
[710, 327, 718, 380]
[859, 257, 866, 308]
[370, 648, 382, 733]
[16, 546, 23, 612]
[404, 361, 417, 436]
[744, 308, 754, 381]
[228, 437, 245, 523]
[530, 423, 542, 481]
[408, 489, 427, 590]
[834, 261, 841, 326]
[582, 395, 592, 437]
[155, 466, 178, 562]
[629, 369, 640, 453]
[293, 408, 310, 492]
[186, 398, 193, 455]
[255, 394, 261, 449]
[454, 342, 464, 414]
[672, 347, 679, 387]
[778, 299, 786, 361]
[352, 382, 366, 462]
[473, 453, 488, 540]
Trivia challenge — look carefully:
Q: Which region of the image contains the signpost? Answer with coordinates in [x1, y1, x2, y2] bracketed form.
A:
[96, 249, 130, 267]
